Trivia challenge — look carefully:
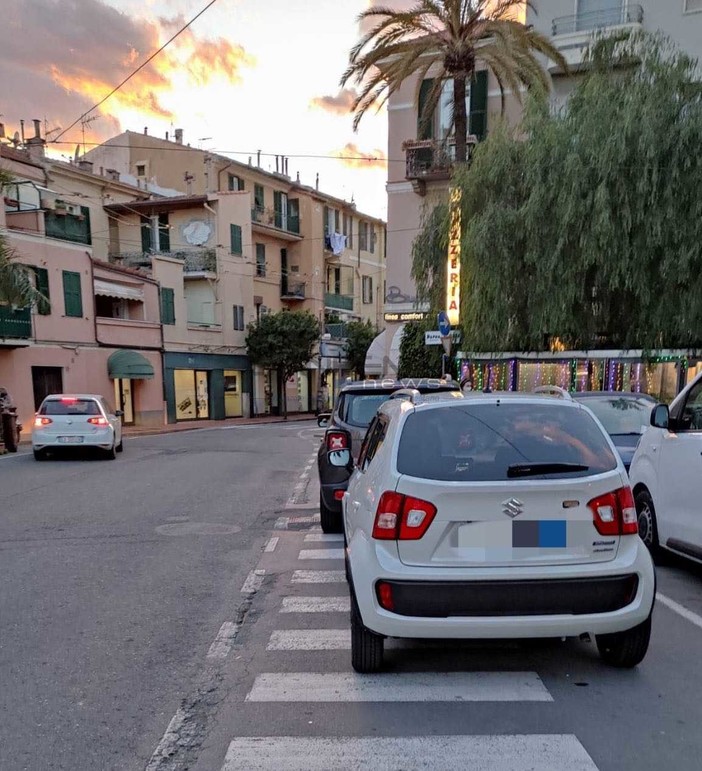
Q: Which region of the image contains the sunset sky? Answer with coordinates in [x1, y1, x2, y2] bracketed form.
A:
[1, 0, 414, 218]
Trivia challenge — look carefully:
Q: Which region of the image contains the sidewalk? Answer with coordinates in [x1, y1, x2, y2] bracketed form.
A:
[122, 413, 318, 438]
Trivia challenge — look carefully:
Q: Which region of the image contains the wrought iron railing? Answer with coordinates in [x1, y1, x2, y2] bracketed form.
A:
[113, 249, 216, 273]
[325, 322, 349, 339]
[251, 206, 300, 235]
[404, 137, 478, 180]
[552, 4, 643, 35]
[324, 292, 354, 311]
[280, 279, 306, 299]
[0, 306, 31, 339]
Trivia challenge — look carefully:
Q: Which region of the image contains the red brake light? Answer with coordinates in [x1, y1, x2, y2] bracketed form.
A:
[588, 486, 638, 536]
[376, 581, 395, 611]
[372, 492, 437, 540]
[60, 397, 77, 403]
[34, 417, 52, 427]
[326, 431, 348, 451]
[334, 489, 345, 501]
[87, 417, 109, 426]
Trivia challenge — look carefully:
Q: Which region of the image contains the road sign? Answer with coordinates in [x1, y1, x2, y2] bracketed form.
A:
[425, 331, 461, 345]
[437, 311, 451, 337]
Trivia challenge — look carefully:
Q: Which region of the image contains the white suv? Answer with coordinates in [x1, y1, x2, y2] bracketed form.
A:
[629, 370, 702, 564]
[342, 391, 655, 673]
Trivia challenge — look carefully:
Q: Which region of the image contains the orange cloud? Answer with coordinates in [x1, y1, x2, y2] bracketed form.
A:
[332, 143, 387, 170]
[310, 88, 359, 115]
[177, 39, 256, 87]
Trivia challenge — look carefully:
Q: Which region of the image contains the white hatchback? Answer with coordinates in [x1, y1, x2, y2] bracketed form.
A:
[343, 391, 655, 673]
[32, 394, 123, 460]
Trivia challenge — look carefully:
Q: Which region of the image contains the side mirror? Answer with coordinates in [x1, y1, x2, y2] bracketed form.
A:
[317, 412, 331, 428]
[325, 428, 353, 468]
[650, 404, 669, 430]
[115, 410, 124, 418]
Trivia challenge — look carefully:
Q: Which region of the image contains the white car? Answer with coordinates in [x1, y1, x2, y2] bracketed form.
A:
[32, 394, 123, 460]
[342, 390, 655, 673]
[630, 371, 702, 564]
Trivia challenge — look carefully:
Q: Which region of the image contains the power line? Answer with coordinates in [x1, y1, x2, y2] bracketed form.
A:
[52, 0, 221, 145]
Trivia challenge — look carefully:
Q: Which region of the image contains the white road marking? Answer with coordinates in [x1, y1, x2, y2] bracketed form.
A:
[300, 472, 309, 479]
[274, 517, 290, 529]
[246, 672, 553, 703]
[657, 592, 702, 631]
[303, 533, 344, 543]
[291, 570, 345, 584]
[298, 548, 344, 561]
[146, 708, 188, 770]
[281, 597, 350, 613]
[240, 569, 266, 595]
[264, 537, 279, 553]
[206, 622, 241, 660]
[267, 629, 351, 650]
[221, 735, 597, 771]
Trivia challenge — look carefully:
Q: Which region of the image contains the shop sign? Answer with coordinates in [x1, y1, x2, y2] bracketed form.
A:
[447, 187, 461, 326]
[383, 311, 427, 322]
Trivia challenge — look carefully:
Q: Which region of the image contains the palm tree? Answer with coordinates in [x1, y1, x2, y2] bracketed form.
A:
[341, 0, 567, 163]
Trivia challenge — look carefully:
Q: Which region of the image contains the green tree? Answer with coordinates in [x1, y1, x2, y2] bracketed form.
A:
[344, 319, 377, 379]
[246, 310, 320, 419]
[341, 0, 566, 163]
[397, 321, 443, 378]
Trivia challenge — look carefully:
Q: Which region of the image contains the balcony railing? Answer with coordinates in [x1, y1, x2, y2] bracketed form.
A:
[0, 306, 32, 339]
[325, 292, 354, 312]
[404, 137, 478, 182]
[325, 322, 349, 339]
[552, 4, 643, 35]
[113, 249, 217, 273]
[251, 206, 300, 235]
[280, 280, 306, 300]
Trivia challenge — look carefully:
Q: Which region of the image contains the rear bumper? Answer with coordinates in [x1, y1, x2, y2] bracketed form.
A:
[320, 483, 346, 513]
[32, 427, 115, 449]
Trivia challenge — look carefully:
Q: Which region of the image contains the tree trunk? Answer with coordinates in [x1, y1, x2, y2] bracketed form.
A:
[281, 369, 288, 420]
[453, 75, 468, 164]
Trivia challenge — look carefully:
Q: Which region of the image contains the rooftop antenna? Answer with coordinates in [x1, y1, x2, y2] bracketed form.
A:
[80, 115, 98, 156]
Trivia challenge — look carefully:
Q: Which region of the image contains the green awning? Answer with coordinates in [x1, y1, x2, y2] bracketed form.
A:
[107, 350, 155, 380]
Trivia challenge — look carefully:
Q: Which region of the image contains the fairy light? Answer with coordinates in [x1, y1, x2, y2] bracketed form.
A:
[508, 359, 516, 391]
[580, 360, 589, 392]
[634, 363, 642, 393]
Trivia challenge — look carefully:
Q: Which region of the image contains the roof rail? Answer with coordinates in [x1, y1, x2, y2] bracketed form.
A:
[387, 388, 421, 403]
[533, 385, 573, 400]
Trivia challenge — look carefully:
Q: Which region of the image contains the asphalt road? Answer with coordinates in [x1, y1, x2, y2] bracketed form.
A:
[2, 424, 702, 771]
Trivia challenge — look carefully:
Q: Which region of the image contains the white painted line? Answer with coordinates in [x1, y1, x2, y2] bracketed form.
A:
[298, 549, 344, 561]
[146, 708, 188, 770]
[274, 517, 290, 529]
[241, 569, 266, 595]
[206, 622, 241, 660]
[246, 672, 553, 703]
[303, 533, 344, 543]
[267, 629, 351, 650]
[281, 596, 350, 613]
[291, 570, 346, 584]
[221, 735, 597, 770]
[264, 537, 279, 553]
[657, 592, 702, 631]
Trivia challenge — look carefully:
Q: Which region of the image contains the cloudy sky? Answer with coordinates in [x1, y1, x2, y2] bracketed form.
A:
[0, 0, 414, 218]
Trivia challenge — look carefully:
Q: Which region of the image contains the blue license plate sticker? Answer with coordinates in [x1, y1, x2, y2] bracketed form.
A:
[512, 520, 567, 548]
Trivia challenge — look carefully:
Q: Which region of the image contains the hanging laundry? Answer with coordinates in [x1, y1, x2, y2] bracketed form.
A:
[329, 232, 347, 256]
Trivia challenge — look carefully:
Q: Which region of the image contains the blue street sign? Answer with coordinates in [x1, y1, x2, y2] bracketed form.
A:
[437, 311, 451, 337]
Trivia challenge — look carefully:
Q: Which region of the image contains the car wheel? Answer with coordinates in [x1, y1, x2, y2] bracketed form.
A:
[104, 443, 117, 460]
[33, 449, 46, 461]
[116, 438, 124, 453]
[320, 493, 343, 534]
[635, 489, 663, 561]
[350, 590, 384, 673]
[345, 549, 352, 585]
[596, 614, 651, 668]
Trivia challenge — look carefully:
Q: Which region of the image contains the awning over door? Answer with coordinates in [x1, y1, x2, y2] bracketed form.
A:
[94, 279, 144, 301]
[107, 350, 155, 379]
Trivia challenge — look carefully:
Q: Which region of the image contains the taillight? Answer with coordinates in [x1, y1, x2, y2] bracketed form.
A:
[326, 431, 348, 451]
[87, 417, 109, 426]
[376, 581, 395, 611]
[333, 489, 345, 501]
[588, 486, 638, 536]
[372, 491, 437, 540]
[34, 417, 52, 427]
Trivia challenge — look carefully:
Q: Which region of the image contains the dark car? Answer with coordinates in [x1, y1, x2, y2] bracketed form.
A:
[571, 391, 657, 471]
[316, 378, 461, 532]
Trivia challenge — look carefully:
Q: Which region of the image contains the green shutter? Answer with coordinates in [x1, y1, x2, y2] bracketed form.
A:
[33, 267, 51, 315]
[469, 70, 488, 141]
[417, 78, 435, 140]
[273, 191, 283, 228]
[158, 213, 170, 252]
[230, 224, 242, 254]
[62, 271, 83, 318]
[160, 287, 175, 325]
[254, 184, 264, 209]
[141, 217, 152, 252]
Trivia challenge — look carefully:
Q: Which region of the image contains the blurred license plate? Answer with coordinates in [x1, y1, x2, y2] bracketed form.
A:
[58, 436, 83, 444]
[459, 521, 567, 549]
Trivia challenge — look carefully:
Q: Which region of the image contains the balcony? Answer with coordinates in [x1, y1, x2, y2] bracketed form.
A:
[280, 279, 306, 300]
[251, 206, 301, 239]
[325, 292, 354, 312]
[96, 317, 161, 348]
[552, 4, 643, 36]
[113, 249, 217, 274]
[325, 322, 349, 339]
[404, 137, 478, 195]
[0, 306, 32, 342]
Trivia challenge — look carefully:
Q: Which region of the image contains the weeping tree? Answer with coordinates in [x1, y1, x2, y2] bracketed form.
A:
[412, 32, 702, 352]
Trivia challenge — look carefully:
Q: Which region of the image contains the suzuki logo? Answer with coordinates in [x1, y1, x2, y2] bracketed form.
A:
[502, 497, 524, 519]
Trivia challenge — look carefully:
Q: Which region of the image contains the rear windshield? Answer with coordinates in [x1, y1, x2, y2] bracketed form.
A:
[576, 396, 654, 436]
[339, 393, 393, 427]
[397, 403, 618, 481]
[40, 399, 100, 416]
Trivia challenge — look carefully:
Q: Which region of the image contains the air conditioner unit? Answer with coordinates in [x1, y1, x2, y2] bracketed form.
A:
[65, 203, 82, 217]
[41, 197, 57, 210]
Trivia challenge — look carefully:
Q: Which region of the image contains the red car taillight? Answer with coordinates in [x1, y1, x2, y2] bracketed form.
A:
[34, 417, 52, 427]
[372, 491, 437, 540]
[87, 417, 109, 426]
[588, 486, 638, 536]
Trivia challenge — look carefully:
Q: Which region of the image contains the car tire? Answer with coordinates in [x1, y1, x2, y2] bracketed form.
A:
[116, 438, 124, 453]
[596, 614, 652, 668]
[33, 449, 46, 461]
[350, 590, 384, 673]
[635, 489, 664, 562]
[320, 493, 343, 534]
[104, 443, 117, 460]
[345, 549, 352, 585]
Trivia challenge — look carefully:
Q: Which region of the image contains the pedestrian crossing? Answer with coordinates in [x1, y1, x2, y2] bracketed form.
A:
[217, 519, 600, 771]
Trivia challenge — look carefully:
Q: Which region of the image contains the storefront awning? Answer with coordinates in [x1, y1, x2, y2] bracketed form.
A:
[94, 279, 143, 301]
[107, 350, 154, 379]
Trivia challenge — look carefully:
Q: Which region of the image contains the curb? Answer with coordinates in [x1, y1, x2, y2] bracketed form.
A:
[122, 415, 318, 439]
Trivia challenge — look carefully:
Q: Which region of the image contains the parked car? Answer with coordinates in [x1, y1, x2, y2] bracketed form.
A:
[629, 370, 702, 563]
[342, 390, 655, 673]
[317, 378, 461, 533]
[32, 394, 123, 461]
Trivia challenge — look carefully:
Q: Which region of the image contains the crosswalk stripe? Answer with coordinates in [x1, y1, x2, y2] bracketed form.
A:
[240, 569, 265, 595]
[298, 548, 344, 560]
[245, 672, 553, 702]
[221, 735, 597, 770]
[291, 570, 345, 584]
[303, 533, 344, 543]
[267, 629, 350, 650]
[281, 597, 350, 613]
[206, 622, 241, 660]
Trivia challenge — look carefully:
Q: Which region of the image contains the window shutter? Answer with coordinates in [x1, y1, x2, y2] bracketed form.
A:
[62, 271, 83, 318]
[469, 70, 488, 141]
[141, 216, 152, 252]
[254, 184, 264, 209]
[230, 224, 243, 254]
[417, 78, 435, 140]
[158, 213, 170, 252]
[33, 267, 51, 315]
[160, 288, 175, 325]
[273, 191, 283, 228]
[238, 177, 245, 191]
[323, 206, 330, 234]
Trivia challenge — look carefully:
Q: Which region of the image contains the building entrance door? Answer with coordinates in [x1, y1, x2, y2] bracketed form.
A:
[113, 378, 134, 424]
[224, 370, 243, 417]
[174, 369, 210, 420]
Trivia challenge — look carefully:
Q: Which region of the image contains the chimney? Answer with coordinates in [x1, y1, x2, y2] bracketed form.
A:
[105, 169, 120, 182]
[144, 126, 148, 135]
[315, 173, 319, 191]
[174, 128, 183, 144]
[25, 118, 46, 161]
[77, 159, 94, 173]
[166, 131, 169, 141]
[184, 171, 194, 195]
[257, 149, 261, 167]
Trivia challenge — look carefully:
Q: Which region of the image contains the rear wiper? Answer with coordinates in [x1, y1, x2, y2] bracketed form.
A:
[507, 462, 589, 478]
